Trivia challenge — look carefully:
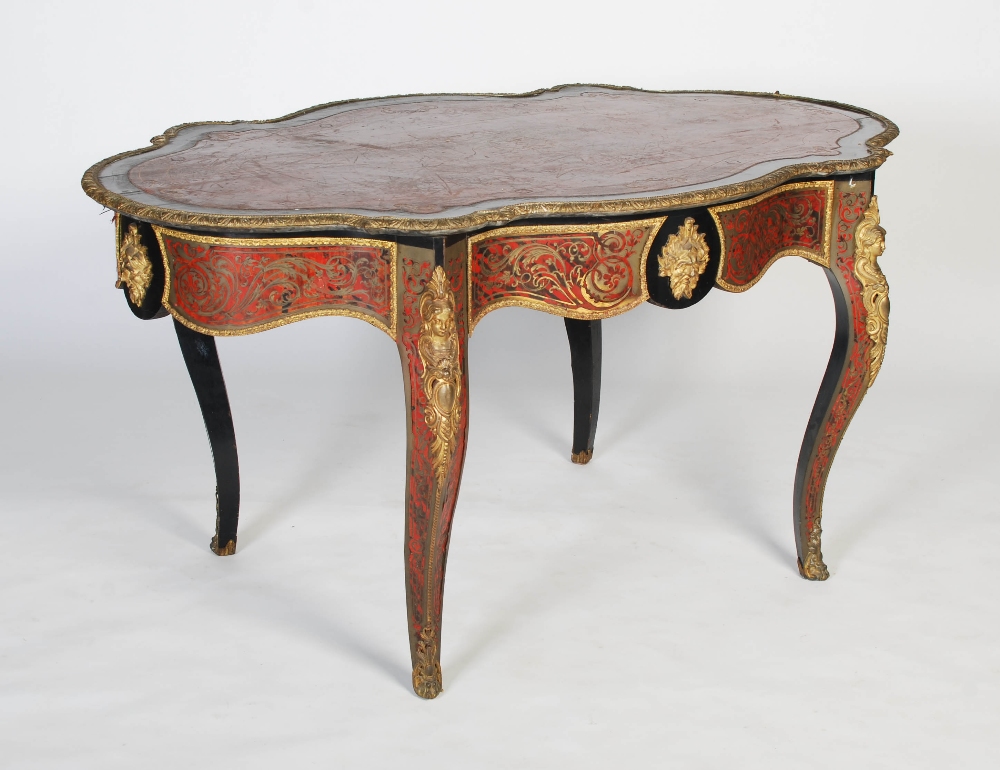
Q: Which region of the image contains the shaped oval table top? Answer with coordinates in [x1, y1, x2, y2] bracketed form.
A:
[83, 85, 897, 235]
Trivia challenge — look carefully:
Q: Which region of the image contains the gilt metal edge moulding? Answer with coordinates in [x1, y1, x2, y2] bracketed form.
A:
[81, 84, 898, 235]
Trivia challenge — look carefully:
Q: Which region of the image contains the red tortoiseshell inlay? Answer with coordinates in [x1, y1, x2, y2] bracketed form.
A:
[400, 257, 435, 633]
[467, 219, 663, 329]
[712, 182, 833, 291]
[157, 230, 396, 335]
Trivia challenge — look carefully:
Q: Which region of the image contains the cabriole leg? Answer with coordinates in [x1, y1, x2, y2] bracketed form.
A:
[174, 319, 241, 556]
[793, 181, 889, 579]
[564, 318, 602, 464]
[398, 244, 470, 698]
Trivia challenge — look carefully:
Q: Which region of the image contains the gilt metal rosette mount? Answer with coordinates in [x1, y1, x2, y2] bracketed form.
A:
[116, 223, 154, 306]
[658, 217, 710, 300]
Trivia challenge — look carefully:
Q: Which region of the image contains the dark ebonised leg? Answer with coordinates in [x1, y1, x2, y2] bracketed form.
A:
[564, 318, 602, 464]
[174, 319, 241, 556]
[792, 268, 851, 580]
[793, 182, 887, 580]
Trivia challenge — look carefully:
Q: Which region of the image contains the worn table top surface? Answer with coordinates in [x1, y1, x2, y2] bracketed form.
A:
[84, 85, 897, 234]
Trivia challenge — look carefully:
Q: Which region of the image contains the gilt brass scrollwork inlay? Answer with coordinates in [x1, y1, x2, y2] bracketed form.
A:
[116, 223, 153, 306]
[853, 196, 889, 386]
[658, 217, 710, 299]
[467, 218, 664, 330]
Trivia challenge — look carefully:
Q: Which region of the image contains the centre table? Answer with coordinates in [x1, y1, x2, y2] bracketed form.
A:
[82, 85, 897, 698]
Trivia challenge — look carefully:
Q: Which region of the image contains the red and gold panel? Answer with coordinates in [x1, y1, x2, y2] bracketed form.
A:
[467, 218, 666, 330]
[710, 181, 834, 292]
[154, 228, 397, 336]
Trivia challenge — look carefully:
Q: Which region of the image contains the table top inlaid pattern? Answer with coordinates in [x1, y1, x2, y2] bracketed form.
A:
[83, 85, 897, 234]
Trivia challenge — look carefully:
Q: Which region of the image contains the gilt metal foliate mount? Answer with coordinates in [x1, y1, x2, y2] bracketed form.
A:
[419, 266, 463, 491]
[116, 223, 154, 306]
[658, 217, 710, 300]
[412, 265, 462, 699]
[853, 196, 889, 386]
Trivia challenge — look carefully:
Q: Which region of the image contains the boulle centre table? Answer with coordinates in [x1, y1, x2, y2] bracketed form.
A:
[82, 85, 897, 699]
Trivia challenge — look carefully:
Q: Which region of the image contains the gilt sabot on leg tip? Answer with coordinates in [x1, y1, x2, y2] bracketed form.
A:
[210, 536, 237, 556]
[412, 667, 443, 699]
[797, 555, 830, 581]
[411, 624, 443, 699]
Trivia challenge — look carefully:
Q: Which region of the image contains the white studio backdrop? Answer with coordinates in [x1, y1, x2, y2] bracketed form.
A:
[1, 1, 998, 767]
